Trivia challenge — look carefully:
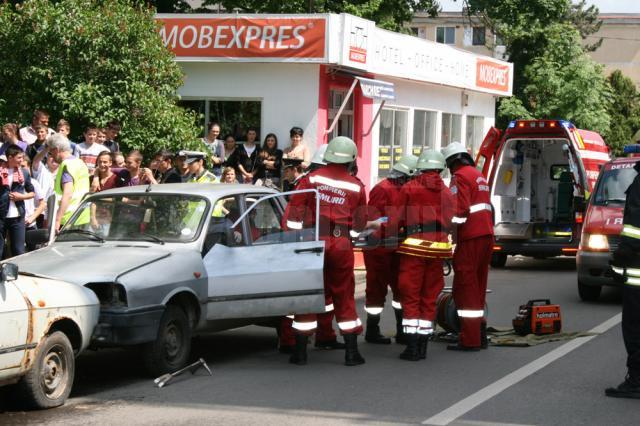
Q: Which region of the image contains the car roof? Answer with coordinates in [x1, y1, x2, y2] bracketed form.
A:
[91, 183, 279, 201]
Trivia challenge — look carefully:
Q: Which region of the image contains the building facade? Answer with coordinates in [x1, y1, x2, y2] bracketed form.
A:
[410, 12, 640, 87]
[158, 13, 513, 189]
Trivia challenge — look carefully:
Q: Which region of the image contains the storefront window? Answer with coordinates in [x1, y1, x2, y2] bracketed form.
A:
[441, 113, 461, 146]
[378, 108, 408, 177]
[412, 110, 437, 156]
[466, 115, 485, 158]
[328, 89, 354, 141]
[179, 99, 262, 141]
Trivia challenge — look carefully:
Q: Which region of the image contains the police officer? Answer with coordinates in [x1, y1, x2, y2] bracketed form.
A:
[284, 136, 368, 366]
[395, 150, 455, 360]
[442, 142, 493, 351]
[363, 155, 418, 345]
[282, 158, 305, 192]
[180, 151, 218, 183]
[607, 159, 640, 398]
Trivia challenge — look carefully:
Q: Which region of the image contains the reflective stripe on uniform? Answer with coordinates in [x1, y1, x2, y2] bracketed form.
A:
[309, 175, 361, 193]
[292, 321, 318, 331]
[621, 224, 640, 239]
[452, 216, 467, 224]
[469, 203, 492, 213]
[364, 306, 384, 315]
[612, 266, 640, 278]
[338, 318, 362, 330]
[417, 328, 434, 335]
[286, 315, 294, 319]
[398, 238, 453, 259]
[392, 300, 402, 310]
[404, 326, 418, 334]
[628, 277, 640, 286]
[287, 220, 303, 230]
[418, 320, 433, 328]
[325, 303, 335, 312]
[457, 309, 484, 318]
[402, 319, 419, 326]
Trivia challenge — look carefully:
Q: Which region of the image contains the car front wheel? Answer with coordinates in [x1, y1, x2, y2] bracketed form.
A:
[578, 280, 602, 302]
[143, 305, 192, 376]
[17, 331, 75, 409]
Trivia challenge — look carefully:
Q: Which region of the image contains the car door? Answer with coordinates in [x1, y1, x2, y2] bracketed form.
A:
[475, 126, 502, 181]
[0, 278, 29, 379]
[203, 190, 325, 320]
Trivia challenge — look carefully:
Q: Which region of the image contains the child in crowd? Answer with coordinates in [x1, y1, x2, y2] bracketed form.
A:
[77, 124, 109, 175]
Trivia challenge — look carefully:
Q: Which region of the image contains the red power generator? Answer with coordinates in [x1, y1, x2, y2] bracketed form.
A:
[512, 299, 562, 336]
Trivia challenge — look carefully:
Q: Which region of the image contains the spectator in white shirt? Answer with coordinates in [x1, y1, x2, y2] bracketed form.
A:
[77, 124, 109, 175]
[19, 109, 55, 145]
[21, 156, 45, 231]
[31, 137, 60, 228]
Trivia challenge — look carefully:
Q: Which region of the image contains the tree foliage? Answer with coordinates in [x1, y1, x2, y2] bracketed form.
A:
[605, 70, 640, 155]
[0, 0, 200, 155]
[151, 0, 440, 32]
[463, 0, 610, 134]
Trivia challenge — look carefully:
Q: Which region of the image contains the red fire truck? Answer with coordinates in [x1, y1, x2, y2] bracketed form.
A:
[576, 146, 640, 301]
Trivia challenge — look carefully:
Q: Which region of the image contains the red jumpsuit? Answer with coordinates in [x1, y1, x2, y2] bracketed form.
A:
[363, 178, 404, 314]
[279, 172, 338, 348]
[395, 172, 455, 336]
[450, 165, 494, 347]
[284, 163, 367, 335]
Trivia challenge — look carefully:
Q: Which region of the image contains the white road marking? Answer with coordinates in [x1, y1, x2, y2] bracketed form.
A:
[423, 313, 622, 426]
[453, 420, 535, 426]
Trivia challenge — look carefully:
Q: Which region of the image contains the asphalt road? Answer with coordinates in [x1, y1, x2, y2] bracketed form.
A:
[1, 257, 635, 425]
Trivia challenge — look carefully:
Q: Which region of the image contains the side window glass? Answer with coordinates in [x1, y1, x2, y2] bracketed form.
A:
[203, 196, 242, 255]
[244, 193, 316, 245]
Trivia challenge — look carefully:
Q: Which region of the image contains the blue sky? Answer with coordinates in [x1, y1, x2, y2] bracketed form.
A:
[438, 0, 640, 13]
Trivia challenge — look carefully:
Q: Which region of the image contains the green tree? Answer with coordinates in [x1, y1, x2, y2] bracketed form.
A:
[198, 0, 440, 32]
[499, 23, 611, 134]
[604, 70, 640, 155]
[0, 0, 200, 155]
[462, 0, 610, 132]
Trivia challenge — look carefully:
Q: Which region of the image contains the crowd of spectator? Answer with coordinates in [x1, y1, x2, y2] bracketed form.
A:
[0, 109, 313, 257]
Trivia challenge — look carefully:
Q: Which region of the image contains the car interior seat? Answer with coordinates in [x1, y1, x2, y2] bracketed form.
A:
[555, 171, 574, 222]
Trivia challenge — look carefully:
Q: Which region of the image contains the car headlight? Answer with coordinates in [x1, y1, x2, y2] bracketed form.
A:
[85, 283, 128, 308]
[581, 233, 609, 252]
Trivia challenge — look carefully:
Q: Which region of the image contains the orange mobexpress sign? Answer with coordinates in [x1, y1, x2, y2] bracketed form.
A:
[475, 59, 510, 93]
[157, 17, 327, 60]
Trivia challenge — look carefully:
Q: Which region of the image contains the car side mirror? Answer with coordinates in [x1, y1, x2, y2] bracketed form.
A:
[26, 229, 50, 248]
[1, 263, 18, 282]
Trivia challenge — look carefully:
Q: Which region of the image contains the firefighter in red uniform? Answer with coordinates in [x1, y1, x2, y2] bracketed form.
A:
[279, 147, 346, 353]
[363, 155, 418, 345]
[442, 142, 494, 351]
[285, 136, 368, 366]
[394, 150, 455, 360]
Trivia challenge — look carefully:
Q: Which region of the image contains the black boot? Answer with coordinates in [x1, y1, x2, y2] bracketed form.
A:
[344, 334, 365, 366]
[480, 322, 488, 349]
[447, 343, 480, 352]
[418, 335, 428, 359]
[394, 309, 407, 345]
[289, 335, 308, 365]
[365, 314, 392, 344]
[315, 338, 346, 350]
[605, 375, 640, 399]
[399, 334, 420, 361]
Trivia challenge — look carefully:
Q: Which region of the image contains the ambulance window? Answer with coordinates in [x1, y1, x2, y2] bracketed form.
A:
[550, 165, 571, 180]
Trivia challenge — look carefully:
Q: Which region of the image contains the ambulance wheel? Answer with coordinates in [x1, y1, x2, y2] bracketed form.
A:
[143, 305, 192, 376]
[490, 253, 508, 268]
[578, 281, 601, 302]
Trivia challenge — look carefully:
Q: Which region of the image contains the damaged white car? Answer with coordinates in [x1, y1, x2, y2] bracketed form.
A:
[0, 263, 99, 409]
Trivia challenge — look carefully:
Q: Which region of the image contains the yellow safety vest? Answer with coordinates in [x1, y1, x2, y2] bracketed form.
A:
[54, 158, 90, 225]
[190, 170, 218, 184]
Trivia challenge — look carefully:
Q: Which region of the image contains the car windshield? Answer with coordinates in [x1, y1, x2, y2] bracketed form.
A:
[58, 194, 209, 243]
[593, 166, 638, 206]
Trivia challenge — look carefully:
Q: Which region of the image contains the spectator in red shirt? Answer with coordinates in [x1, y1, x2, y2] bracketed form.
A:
[91, 151, 119, 193]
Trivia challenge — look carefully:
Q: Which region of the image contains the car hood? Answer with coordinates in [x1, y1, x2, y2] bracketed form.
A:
[10, 243, 171, 285]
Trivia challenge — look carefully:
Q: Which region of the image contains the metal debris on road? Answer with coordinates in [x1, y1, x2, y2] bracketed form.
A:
[154, 358, 212, 388]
